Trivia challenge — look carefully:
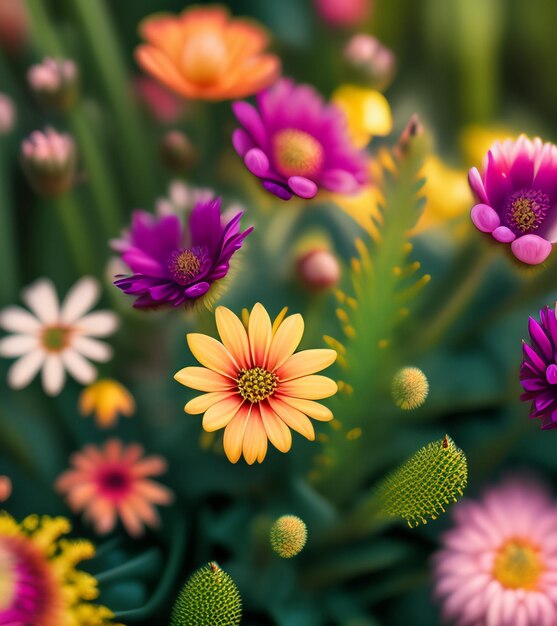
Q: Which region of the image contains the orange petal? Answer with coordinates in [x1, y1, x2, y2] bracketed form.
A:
[134, 479, 174, 505]
[248, 303, 272, 367]
[202, 396, 244, 432]
[278, 396, 333, 422]
[138, 16, 186, 62]
[215, 306, 251, 369]
[242, 405, 268, 465]
[180, 5, 229, 30]
[118, 500, 144, 537]
[223, 404, 251, 463]
[185, 391, 236, 415]
[220, 55, 281, 99]
[187, 333, 239, 377]
[279, 375, 338, 400]
[267, 314, 304, 372]
[135, 46, 191, 96]
[276, 349, 337, 381]
[225, 19, 270, 61]
[175, 366, 234, 391]
[267, 396, 315, 440]
[259, 401, 292, 453]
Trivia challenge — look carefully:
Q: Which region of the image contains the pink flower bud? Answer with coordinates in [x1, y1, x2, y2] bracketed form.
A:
[297, 249, 341, 291]
[315, 0, 371, 27]
[344, 34, 396, 89]
[0, 93, 16, 135]
[134, 76, 184, 123]
[0, 476, 12, 502]
[160, 130, 197, 173]
[0, 0, 28, 55]
[27, 58, 79, 111]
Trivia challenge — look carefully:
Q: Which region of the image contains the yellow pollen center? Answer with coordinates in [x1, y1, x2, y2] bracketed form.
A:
[42, 326, 69, 352]
[237, 367, 278, 403]
[511, 199, 538, 232]
[493, 539, 543, 590]
[181, 33, 227, 85]
[172, 250, 201, 280]
[273, 129, 324, 178]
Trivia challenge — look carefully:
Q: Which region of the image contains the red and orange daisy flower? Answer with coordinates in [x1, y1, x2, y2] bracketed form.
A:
[175, 303, 338, 464]
[55, 439, 174, 537]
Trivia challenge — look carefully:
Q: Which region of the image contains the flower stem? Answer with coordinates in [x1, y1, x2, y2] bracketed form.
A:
[0, 145, 19, 305]
[53, 192, 95, 277]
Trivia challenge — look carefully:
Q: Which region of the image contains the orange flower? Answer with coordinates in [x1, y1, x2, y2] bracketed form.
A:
[175, 303, 337, 464]
[56, 439, 174, 537]
[135, 5, 281, 101]
[0, 475, 11, 502]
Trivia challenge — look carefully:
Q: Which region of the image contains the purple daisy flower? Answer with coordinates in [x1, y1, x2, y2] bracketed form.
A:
[113, 198, 252, 309]
[232, 78, 367, 201]
[520, 305, 557, 429]
[469, 134, 557, 265]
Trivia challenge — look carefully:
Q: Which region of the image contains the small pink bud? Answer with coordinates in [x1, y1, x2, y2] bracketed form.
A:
[134, 76, 184, 123]
[160, 130, 197, 173]
[344, 34, 396, 89]
[315, 0, 371, 27]
[27, 57, 79, 111]
[0, 0, 28, 55]
[297, 249, 341, 291]
[0, 476, 12, 502]
[21, 128, 77, 196]
[0, 93, 16, 135]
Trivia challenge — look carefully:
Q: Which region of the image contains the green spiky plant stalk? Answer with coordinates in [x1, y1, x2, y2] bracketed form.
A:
[311, 125, 429, 501]
[170, 562, 242, 626]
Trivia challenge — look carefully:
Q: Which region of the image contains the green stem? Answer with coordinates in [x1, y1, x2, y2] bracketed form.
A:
[70, 0, 157, 204]
[53, 192, 95, 276]
[96, 549, 162, 584]
[25, 0, 65, 55]
[0, 145, 19, 304]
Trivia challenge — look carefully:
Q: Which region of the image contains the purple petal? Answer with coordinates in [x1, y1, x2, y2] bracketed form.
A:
[468, 167, 489, 204]
[492, 226, 515, 242]
[529, 317, 553, 361]
[185, 282, 210, 297]
[288, 176, 318, 199]
[546, 364, 557, 385]
[232, 128, 255, 157]
[189, 198, 223, 254]
[232, 101, 269, 149]
[320, 169, 360, 194]
[484, 151, 512, 211]
[245, 148, 271, 177]
[262, 180, 292, 200]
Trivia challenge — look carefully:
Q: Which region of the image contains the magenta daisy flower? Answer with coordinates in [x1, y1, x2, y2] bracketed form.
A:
[469, 134, 557, 265]
[519, 305, 557, 429]
[112, 197, 252, 309]
[232, 78, 367, 200]
[434, 477, 557, 626]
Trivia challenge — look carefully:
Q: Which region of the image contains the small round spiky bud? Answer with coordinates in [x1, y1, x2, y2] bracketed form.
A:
[160, 130, 197, 173]
[21, 128, 76, 196]
[376, 435, 468, 527]
[27, 57, 79, 111]
[391, 366, 429, 410]
[270, 515, 308, 558]
[170, 562, 242, 626]
[297, 249, 341, 291]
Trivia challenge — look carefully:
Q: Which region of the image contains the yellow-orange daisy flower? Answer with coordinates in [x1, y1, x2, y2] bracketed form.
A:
[79, 378, 135, 429]
[135, 5, 281, 101]
[174, 303, 337, 464]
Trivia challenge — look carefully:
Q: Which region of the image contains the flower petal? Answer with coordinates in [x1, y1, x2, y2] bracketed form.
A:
[279, 375, 338, 400]
[276, 349, 337, 381]
[61, 349, 97, 385]
[72, 336, 113, 362]
[511, 235, 552, 265]
[278, 396, 333, 421]
[22, 279, 60, 324]
[0, 306, 41, 333]
[259, 401, 292, 452]
[202, 396, 244, 432]
[175, 366, 234, 391]
[42, 354, 66, 396]
[267, 314, 304, 372]
[471, 203, 500, 233]
[248, 303, 272, 367]
[7, 350, 45, 389]
[75, 311, 119, 337]
[223, 404, 251, 463]
[61, 277, 100, 324]
[0, 334, 38, 357]
[187, 333, 239, 377]
[185, 391, 235, 414]
[267, 396, 315, 440]
[215, 306, 251, 369]
[242, 405, 268, 464]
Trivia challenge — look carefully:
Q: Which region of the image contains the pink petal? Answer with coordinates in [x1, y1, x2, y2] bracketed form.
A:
[471, 203, 500, 233]
[492, 226, 516, 242]
[511, 234, 552, 265]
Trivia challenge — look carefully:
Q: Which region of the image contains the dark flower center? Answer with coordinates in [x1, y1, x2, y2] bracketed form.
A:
[167, 248, 204, 285]
[237, 367, 278, 403]
[98, 468, 130, 495]
[505, 188, 550, 234]
[41, 326, 69, 352]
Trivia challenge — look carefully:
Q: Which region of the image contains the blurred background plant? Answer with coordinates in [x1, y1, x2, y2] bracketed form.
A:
[1, 0, 557, 624]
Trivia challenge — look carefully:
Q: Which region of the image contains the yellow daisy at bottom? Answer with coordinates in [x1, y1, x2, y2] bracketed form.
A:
[0, 513, 119, 625]
[175, 303, 338, 464]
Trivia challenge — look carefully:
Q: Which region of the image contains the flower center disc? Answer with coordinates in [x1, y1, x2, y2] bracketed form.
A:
[41, 326, 68, 352]
[168, 249, 202, 285]
[98, 467, 130, 497]
[493, 539, 543, 589]
[237, 367, 278, 403]
[181, 33, 227, 85]
[505, 189, 550, 234]
[273, 129, 324, 179]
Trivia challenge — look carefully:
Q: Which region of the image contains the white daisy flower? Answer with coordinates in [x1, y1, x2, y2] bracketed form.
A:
[0, 277, 119, 396]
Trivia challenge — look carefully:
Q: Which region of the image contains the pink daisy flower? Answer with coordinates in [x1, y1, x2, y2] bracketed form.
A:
[55, 439, 174, 537]
[433, 477, 557, 626]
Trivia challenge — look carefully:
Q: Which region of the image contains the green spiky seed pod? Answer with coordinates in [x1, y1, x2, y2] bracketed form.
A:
[376, 435, 467, 527]
[391, 366, 429, 410]
[270, 515, 308, 558]
[170, 562, 242, 626]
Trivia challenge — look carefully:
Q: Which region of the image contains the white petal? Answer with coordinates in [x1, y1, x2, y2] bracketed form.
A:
[72, 336, 112, 362]
[75, 311, 119, 337]
[7, 350, 45, 389]
[0, 306, 41, 333]
[0, 335, 38, 357]
[42, 355, 66, 396]
[60, 276, 100, 324]
[22, 279, 60, 324]
[61, 349, 96, 384]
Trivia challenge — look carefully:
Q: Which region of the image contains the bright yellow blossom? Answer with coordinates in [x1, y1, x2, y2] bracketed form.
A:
[79, 379, 135, 429]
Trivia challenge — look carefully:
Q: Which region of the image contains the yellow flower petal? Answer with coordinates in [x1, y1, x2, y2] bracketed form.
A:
[276, 349, 336, 381]
[174, 366, 234, 392]
[280, 375, 338, 400]
[272, 307, 289, 334]
[267, 396, 315, 440]
[248, 303, 272, 366]
[202, 396, 244, 432]
[223, 404, 251, 463]
[267, 314, 304, 371]
[187, 333, 239, 377]
[259, 401, 292, 453]
[242, 406, 268, 465]
[185, 391, 234, 414]
[215, 306, 251, 369]
[279, 396, 333, 421]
